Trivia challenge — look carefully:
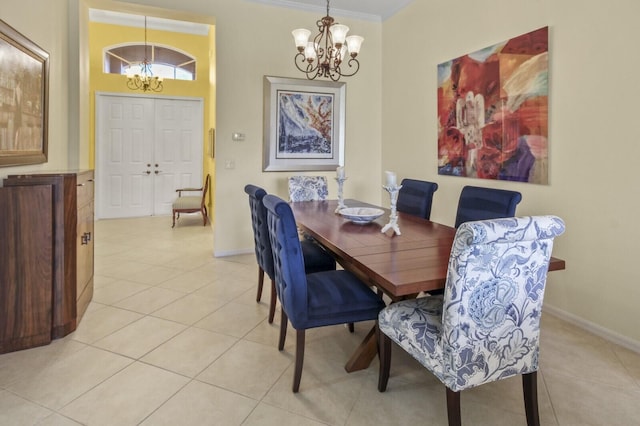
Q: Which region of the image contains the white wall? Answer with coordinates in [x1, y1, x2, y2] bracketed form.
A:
[4, 0, 638, 348]
[1, 0, 72, 175]
[209, 2, 383, 257]
[382, 0, 640, 345]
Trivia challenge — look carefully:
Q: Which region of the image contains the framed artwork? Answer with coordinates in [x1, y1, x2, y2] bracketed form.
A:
[263, 76, 345, 171]
[0, 19, 49, 167]
[208, 128, 215, 158]
[437, 26, 549, 184]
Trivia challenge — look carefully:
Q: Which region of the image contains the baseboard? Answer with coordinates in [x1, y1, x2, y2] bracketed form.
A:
[544, 304, 640, 354]
[213, 248, 254, 258]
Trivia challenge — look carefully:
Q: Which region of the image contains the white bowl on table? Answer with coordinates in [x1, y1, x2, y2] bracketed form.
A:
[339, 207, 385, 225]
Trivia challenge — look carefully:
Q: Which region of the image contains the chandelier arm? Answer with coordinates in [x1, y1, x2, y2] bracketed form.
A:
[294, 53, 323, 80]
[294, 53, 318, 73]
[335, 58, 360, 78]
[292, 0, 361, 81]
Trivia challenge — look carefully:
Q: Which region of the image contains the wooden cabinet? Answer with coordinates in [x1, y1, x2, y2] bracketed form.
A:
[0, 185, 54, 353]
[4, 170, 94, 339]
[75, 177, 94, 324]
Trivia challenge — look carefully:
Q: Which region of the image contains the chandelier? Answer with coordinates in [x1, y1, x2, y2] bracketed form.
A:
[291, 0, 364, 81]
[126, 16, 163, 92]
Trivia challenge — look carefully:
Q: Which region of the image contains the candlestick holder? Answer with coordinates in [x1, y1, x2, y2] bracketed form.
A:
[335, 177, 348, 212]
[381, 184, 402, 235]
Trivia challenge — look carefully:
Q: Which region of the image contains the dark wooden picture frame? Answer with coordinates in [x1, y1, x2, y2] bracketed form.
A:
[0, 19, 49, 167]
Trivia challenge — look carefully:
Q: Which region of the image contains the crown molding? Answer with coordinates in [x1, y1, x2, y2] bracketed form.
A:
[89, 9, 210, 36]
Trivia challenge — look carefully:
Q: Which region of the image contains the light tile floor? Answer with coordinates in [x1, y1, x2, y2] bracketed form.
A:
[1, 215, 639, 425]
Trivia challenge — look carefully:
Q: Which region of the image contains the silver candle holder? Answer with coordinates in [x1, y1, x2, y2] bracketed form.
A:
[381, 184, 402, 235]
[335, 176, 347, 213]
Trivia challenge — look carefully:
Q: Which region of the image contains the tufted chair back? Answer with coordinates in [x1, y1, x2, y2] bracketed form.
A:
[397, 178, 439, 219]
[440, 215, 565, 391]
[288, 176, 329, 202]
[454, 185, 522, 228]
[244, 185, 275, 279]
[263, 194, 309, 328]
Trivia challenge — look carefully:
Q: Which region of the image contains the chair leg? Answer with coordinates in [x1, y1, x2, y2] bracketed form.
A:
[256, 267, 264, 302]
[278, 310, 288, 350]
[348, 323, 355, 333]
[268, 279, 276, 324]
[523, 372, 540, 426]
[446, 388, 461, 426]
[201, 208, 207, 226]
[377, 327, 391, 392]
[293, 329, 305, 393]
[172, 210, 176, 228]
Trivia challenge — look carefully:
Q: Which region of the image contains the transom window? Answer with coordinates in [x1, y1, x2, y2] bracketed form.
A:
[104, 44, 196, 80]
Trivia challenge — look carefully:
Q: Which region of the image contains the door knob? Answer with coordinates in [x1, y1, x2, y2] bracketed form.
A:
[143, 170, 150, 175]
[155, 170, 162, 174]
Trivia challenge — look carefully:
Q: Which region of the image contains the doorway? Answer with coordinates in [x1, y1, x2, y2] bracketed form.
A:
[96, 93, 204, 219]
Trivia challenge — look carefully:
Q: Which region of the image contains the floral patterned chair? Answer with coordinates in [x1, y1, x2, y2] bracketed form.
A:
[378, 215, 565, 426]
[288, 176, 329, 202]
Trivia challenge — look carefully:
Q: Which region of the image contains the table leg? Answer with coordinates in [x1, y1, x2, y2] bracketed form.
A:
[344, 325, 378, 372]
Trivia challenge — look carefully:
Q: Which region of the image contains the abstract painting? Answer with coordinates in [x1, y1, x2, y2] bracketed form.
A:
[263, 76, 345, 171]
[277, 91, 333, 158]
[437, 27, 549, 184]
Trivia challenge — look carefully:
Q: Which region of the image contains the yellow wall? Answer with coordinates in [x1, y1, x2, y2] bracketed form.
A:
[88, 20, 216, 217]
[206, 24, 216, 217]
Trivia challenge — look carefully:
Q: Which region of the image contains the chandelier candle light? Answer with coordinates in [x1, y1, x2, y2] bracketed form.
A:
[126, 16, 163, 92]
[292, 0, 364, 81]
[335, 166, 347, 212]
[381, 171, 402, 236]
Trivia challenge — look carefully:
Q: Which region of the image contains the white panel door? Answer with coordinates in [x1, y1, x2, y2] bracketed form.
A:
[153, 98, 204, 215]
[97, 95, 154, 218]
[96, 94, 203, 219]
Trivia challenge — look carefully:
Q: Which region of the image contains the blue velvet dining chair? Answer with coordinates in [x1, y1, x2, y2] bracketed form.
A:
[454, 185, 522, 228]
[263, 194, 386, 392]
[396, 178, 439, 219]
[244, 185, 336, 324]
[377, 215, 565, 426]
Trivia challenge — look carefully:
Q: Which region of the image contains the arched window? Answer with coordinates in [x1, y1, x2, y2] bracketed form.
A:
[104, 44, 196, 81]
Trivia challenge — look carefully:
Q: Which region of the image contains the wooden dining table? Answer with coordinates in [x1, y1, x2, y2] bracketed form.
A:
[290, 199, 566, 372]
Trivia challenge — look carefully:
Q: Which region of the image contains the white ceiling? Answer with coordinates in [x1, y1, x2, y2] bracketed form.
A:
[244, 0, 415, 22]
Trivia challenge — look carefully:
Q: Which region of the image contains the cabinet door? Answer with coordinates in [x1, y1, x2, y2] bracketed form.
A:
[0, 185, 53, 353]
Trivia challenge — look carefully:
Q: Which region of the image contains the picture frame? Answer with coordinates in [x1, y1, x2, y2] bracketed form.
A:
[263, 76, 345, 171]
[0, 19, 49, 167]
[208, 128, 215, 158]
